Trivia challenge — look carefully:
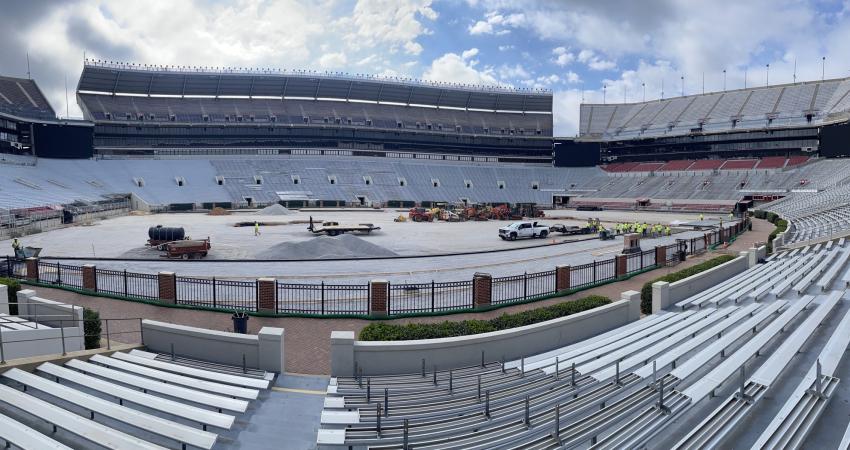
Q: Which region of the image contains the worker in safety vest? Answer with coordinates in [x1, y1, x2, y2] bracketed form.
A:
[665, 225, 671, 236]
[254, 221, 261, 237]
[11, 238, 21, 254]
[699, 213, 704, 221]
[729, 212, 734, 220]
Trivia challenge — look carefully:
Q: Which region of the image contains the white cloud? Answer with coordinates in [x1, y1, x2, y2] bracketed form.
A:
[552, 46, 574, 66]
[468, 20, 493, 35]
[565, 71, 581, 83]
[461, 48, 480, 60]
[422, 51, 500, 86]
[498, 44, 515, 51]
[498, 63, 530, 80]
[577, 49, 616, 71]
[468, 10, 525, 35]
[336, 0, 438, 55]
[318, 52, 347, 68]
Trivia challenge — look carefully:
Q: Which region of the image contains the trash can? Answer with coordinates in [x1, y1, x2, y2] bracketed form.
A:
[232, 312, 249, 334]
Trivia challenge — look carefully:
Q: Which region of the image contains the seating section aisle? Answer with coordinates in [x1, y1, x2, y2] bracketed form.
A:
[317, 238, 850, 449]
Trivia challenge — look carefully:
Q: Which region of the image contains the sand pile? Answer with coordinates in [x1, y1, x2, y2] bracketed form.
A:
[256, 234, 398, 259]
[255, 204, 294, 215]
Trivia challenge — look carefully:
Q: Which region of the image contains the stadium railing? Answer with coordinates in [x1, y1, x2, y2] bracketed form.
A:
[3, 219, 749, 318]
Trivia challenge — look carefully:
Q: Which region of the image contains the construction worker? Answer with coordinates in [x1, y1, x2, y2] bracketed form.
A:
[729, 212, 734, 221]
[11, 238, 21, 255]
[699, 213, 704, 222]
[254, 221, 261, 237]
[665, 225, 671, 236]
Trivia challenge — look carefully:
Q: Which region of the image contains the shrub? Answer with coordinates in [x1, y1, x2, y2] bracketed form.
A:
[639, 254, 737, 314]
[0, 278, 21, 315]
[83, 307, 102, 350]
[359, 295, 611, 341]
[753, 210, 767, 220]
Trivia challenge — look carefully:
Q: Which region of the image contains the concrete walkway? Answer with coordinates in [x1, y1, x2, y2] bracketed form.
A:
[24, 219, 772, 375]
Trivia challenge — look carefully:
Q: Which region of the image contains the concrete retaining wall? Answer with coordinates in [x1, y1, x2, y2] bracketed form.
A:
[15, 289, 84, 330]
[652, 254, 749, 312]
[1, 326, 84, 360]
[331, 298, 636, 376]
[141, 320, 285, 373]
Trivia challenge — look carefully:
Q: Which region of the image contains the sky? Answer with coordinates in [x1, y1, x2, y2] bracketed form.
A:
[2, 0, 850, 136]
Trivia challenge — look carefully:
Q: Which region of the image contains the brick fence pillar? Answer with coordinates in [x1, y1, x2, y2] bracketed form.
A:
[473, 272, 492, 309]
[158, 271, 176, 304]
[655, 246, 666, 267]
[257, 278, 276, 313]
[370, 279, 388, 316]
[555, 265, 571, 291]
[82, 264, 97, 291]
[25, 257, 39, 281]
[615, 254, 628, 278]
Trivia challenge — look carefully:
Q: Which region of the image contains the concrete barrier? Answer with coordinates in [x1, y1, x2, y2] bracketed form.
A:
[0, 288, 85, 360]
[141, 320, 285, 373]
[331, 299, 634, 376]
[652, 255, 748, 312]
[15, 289, 83, 330]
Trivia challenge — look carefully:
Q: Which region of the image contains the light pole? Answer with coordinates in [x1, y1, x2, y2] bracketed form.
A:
[702, 72, 705, 94]
[681, 75, 684, 96]
[642, 82, 646, 102]
[723, 69, 726, 91]
[793, 58, 797, 83]
[744, 67, 747, 89]
[603, 83, 607, 104]
[822, 56, 826, 80]
[766, 64, 770, 86]
[661, 79, 664, 99]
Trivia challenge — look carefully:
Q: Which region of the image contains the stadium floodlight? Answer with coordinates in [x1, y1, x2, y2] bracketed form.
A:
[766, 63, 770, 86]
[723, 69, 726, 91]
[822, 56, 826, 80]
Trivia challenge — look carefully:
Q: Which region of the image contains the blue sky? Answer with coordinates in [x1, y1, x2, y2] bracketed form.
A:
[2, 0, 850, 135]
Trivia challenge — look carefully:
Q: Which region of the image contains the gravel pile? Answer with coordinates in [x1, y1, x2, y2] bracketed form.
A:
[255, 204, 294, 215]
[256, 234, 398, 259]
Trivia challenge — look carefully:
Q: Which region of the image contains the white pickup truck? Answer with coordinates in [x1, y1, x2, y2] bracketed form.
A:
[499, 221, 549, 240]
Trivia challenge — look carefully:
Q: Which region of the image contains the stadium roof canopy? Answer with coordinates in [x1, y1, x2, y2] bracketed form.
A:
[78, 61, 552, 113]
[0, 75, 56, 121]
[579, 76, 850, 140]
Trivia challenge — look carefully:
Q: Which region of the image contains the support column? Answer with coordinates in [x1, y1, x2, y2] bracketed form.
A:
[370, 279, 388, 316]
[82, 264, 97, 291]
[473, 272, 492, 309]
[621, 290, 641, 322]
[655, 246, 666, 267]
[652, 281, 670, 313]
[158, 271, 176, 304]
[25, 257, 38, 282]
[555, 265, 571, 291]
[330, 331, 356, 377]
[257, 278, 276, 313]
[615, 254, 628, 278]
[258, 327, 285, 373]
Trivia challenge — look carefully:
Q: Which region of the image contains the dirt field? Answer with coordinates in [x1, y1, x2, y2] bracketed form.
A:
[3, 208, 707, 259]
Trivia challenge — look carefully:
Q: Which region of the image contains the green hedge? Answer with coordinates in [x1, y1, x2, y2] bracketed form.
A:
[83, 307, 102, 350]
[0, 278, 21, 315]
[359, 295, 611, 341]
[640, 254, 737, 314]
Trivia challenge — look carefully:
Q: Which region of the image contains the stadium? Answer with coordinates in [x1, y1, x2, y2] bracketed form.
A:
[2, 41, 850, 450]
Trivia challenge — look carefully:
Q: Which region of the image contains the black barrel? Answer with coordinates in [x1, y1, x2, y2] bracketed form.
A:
[148, 226, 185, 242]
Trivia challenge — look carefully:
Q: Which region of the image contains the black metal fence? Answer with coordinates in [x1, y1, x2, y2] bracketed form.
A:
[7, 219, 750, 317]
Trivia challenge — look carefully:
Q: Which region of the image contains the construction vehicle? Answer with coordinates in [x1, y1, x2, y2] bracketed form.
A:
[408, 207, 435, 222]
[394, 215, 408, 222]
[549, 224, 592, 235]
[499, 221, 549, 240]
[438, 209, 463, 222]
[490, 204, 512, 220]
[307, 216, 381, 236]
[13, 246, 42, 259]
[158, 238, 211, 259]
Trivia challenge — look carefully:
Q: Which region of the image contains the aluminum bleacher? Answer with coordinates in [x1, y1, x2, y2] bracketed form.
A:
[317, 235, 850, 449]
[0, 350, 273, 450]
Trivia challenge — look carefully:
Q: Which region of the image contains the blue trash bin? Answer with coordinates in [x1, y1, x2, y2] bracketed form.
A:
[232, 312, 249, 334]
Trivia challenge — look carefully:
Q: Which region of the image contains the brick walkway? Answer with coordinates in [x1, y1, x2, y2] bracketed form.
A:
[27, 219, 772, 375]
